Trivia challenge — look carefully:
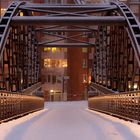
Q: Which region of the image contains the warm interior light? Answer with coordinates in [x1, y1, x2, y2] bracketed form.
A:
[21, 79, 23, 84]
[50, 89, 54, 93]
[52, 47, 57, 53]
[20, 12, 24, 16]
[1, 8, 6, 15]
[83, 80, 87, 83]
[88, 75, 91, 84]
[128, 84, 131, 89]
[134, 83, 138, 89]
[44, 59, 67, 68]
[32, 11, 34, 15]
[44, 47, 51, 52]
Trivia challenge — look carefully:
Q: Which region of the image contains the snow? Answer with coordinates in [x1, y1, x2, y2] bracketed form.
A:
[0, 101, 140, 140]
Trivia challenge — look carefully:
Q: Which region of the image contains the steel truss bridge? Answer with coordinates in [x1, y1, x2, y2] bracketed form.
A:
[0, 0, 140, 123]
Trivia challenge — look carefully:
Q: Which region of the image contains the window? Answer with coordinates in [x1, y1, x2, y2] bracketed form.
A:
[46, 74, 59, 84]
[44, 59, 51, 67]
[52, 47, 57, 53]
[64, 48, 67, 52]
[57, 75, 62, 83]
[44, 59, 67, 68]
[44, 47, 51, 52]
[82, 48, 88, 53]
[44, 47, 67, 53]
[47, 75, 51, 83]
[20, 12, 24, 16]
[83, 74, 88, 83]
[1, 8, 6, 16]
[52, 75, 56, 84]
[82, 59, 88, 68]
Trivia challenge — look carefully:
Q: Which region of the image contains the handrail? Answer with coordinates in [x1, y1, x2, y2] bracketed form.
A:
[90, 83, 115, 95]
[0, 92, 44, 123]
[88, 89, 140, 123]
[21, 82, 42, 95]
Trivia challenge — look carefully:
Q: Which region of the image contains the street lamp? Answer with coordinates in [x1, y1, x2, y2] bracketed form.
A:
[50, 89, 54, 101]
[50, 89, 54, 93]
[62, 76, 69, 101]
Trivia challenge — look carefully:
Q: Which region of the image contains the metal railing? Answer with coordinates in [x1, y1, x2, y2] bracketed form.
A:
[0, 92, 44, 122]
[88, 90, 140, 123]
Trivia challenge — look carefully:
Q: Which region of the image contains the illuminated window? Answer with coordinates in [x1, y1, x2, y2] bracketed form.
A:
[44, 59, 51, 67]
[88, 75, 91, 84]
[83, 74, 87, 83]
[82, 59, 87, 68]
[43, 47, 67, 52]
[20, 12, 24, 16]
[32, 11, 34, 15]
[52, 47, 57, 53]
[82, 48, 88, 53]
[44, 59, 67, 68]
[1, 8, 6, 16]
[44, 47, 51, 52]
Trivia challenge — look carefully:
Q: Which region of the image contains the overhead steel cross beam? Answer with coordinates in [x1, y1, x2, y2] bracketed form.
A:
[19, 6, 118, 15]
[12, 16, 126, 25]
[19, 4, 118, 16]
[36, 28, 95, 32]
[18, 7, 117, 17]
[41, 43, 92, 47]
[19, 4, 117, 11]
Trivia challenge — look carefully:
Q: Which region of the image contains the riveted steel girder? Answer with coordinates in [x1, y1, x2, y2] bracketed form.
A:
[19, 4, 117, 11]
[41, 43, 94, 47]
[12, 16, 126, 25]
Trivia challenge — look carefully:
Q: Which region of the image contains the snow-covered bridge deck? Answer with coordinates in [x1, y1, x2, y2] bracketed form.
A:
[0, 101, 140, 140]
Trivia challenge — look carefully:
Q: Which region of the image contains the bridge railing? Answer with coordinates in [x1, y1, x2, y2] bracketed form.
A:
[0, 92, 44, 122]
[88, 88, 140, 123]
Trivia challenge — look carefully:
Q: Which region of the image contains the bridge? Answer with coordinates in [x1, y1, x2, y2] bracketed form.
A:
[0, 0, 140, 136]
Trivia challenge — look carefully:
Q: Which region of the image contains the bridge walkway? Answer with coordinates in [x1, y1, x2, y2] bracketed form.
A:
[0, 101, 140, 140]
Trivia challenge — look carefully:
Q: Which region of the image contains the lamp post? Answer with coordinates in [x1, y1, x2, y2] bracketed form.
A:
[62, 76, 69, 101]
[50, 89, 54, 101]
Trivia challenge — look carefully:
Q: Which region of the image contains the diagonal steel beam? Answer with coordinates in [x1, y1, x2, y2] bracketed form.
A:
[35, 25, 62, 31]
[19, 7, 89, 17]
[39, 32, 94, 45]
[70, 7, 118, 14]
[19, 5, 117, 17]
[71, 25, 98, 31]
[39, 33, 88, 45]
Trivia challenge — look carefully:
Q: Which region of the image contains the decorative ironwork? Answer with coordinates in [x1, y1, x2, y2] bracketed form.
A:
[88, 91, 140, 123]
[0, 91, 44, 122]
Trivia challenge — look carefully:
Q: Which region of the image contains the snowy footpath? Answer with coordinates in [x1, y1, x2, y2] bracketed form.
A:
[0, 101, 140, 140]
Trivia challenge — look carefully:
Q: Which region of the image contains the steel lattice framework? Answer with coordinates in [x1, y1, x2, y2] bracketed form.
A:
[1, 0, 140, 122]
[0, 1, 140, 92]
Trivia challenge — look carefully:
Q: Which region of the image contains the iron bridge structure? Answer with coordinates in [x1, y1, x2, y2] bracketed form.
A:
[0, 0, 140, 122]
